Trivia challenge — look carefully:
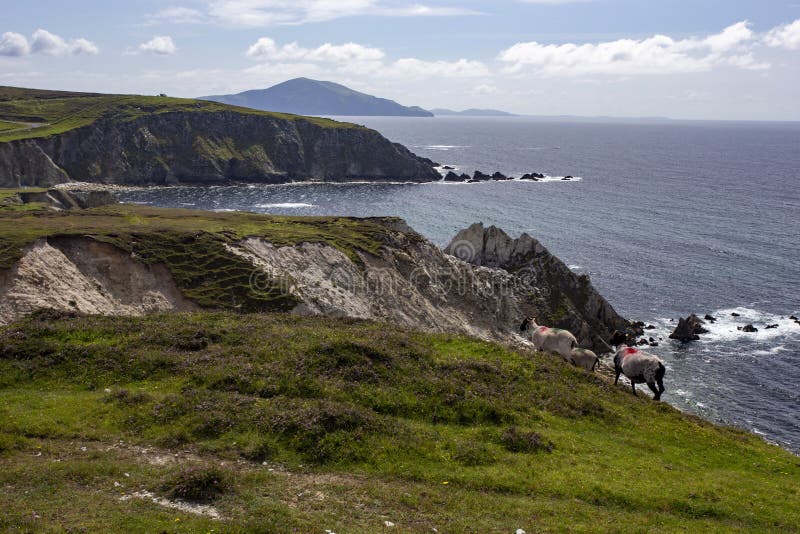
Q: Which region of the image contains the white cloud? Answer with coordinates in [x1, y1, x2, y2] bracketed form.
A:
[245, 37, 487, 80]
[379, 58, 489, 79]
[764, 19, 800, 50]
[0, 32, 30, 57]
[209, 0, 479, 26]
[149, 7, 208, 24]
[31, 29, 99, 56]
[702, 21, 753, 52]
[498, 21, 767, 77]
[1, 30, 97, 57]
[246, 37, 384, 62]
[70, 38, 100, 56]
[31, 29, 70, 55]
[138, 36, 178, 55]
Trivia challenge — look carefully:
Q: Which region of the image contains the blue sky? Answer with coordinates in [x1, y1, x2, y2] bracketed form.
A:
[1, 0, 799, 119]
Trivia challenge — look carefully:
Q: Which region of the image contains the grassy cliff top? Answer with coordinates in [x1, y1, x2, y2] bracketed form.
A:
[0, 86, 362, 143]
[0, 311, 798, 531]
[0, 197, 395, 310]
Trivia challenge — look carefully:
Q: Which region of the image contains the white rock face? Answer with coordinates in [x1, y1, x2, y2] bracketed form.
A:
[0, 220, 626, 350]
[0, 238, 197, 325]
[229, 236, 530, 343]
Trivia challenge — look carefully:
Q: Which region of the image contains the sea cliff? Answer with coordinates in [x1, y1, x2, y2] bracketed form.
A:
[0, 194, 625, 350]
[0, 88, 439, 187]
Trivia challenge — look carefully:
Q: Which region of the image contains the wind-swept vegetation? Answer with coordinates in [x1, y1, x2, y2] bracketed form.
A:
[0, 312, 798, 532]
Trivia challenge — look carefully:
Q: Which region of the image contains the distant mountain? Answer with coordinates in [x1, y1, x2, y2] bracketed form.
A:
[431, 108, 517, 117]
[201, 78, 433, 117]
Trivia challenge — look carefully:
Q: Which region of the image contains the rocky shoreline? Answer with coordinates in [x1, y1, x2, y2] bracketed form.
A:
[442, 170, 576, 183]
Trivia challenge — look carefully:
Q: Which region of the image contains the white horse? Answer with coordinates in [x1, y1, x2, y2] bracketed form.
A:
[520, 316, 577, 360]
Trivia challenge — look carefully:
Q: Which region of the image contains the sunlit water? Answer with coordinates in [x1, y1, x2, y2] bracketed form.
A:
[118, 116, 800, 452]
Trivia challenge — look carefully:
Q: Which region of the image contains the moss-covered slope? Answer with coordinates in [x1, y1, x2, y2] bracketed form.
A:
[0, 312, 798, 532]
[0, 87, 439, 187]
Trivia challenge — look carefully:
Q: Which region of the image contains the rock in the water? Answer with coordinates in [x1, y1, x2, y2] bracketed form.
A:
[562, 175, 573, 181]
[472, 171, 491, 181]
[739, 324, 758, 332]
[444, 171, 463, 182]
[669, 314, 709, 342]
[704, 314, 717, 323]
[731, 312, 741, 317]
[441, 165, 454, 170]
[765, 324, 779, 329]
[520, 172, 544, 181]
[492, 172, 511, 181]
[645, 324, 656, 330]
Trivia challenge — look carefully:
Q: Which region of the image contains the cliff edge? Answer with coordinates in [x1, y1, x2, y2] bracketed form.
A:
[445, 223, 630, 350]
[1, 200, 623, 350]
[0, 87, 439, 187]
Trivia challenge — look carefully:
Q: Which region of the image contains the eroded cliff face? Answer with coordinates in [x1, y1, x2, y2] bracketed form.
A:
[0, 219, 625, 351]
[0, 111, 440, 187]
[0, 238, 197, 325]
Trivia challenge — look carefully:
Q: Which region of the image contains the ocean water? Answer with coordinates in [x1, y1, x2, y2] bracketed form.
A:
[117, 116, 800, 452]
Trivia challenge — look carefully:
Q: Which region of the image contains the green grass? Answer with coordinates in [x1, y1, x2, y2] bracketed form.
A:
[0, 198, 396, 311]
[0, 86, 363, 143]
[0, 312, 798, 532]
[0, 120, 23, 133]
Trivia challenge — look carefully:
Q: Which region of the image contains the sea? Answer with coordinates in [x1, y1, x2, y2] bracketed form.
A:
[117, 116, 800, 453]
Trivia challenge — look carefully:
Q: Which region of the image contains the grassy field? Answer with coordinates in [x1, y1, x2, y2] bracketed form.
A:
[0, 196, 397, 311]
[0, 311, 798, 532]
[0, 120, 24, 133]
[0, 86, 362, 143]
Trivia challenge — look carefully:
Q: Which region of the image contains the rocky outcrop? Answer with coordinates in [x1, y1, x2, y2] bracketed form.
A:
[10, 189, 118, 210]
[227, 231, 530, 342]
[0, 111, 440, 188]
[443, 223, 630, 351]
[669, 314, 709, 341]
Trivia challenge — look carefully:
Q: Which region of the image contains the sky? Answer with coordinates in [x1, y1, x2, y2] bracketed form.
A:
[1, 0, 799, 120]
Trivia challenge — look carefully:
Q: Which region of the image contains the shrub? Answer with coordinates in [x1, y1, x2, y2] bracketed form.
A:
[500, 426, 554, 453]
[452, 440, 497, 466]
[104, 388, 151, 405]
[161, 466, 229, 503]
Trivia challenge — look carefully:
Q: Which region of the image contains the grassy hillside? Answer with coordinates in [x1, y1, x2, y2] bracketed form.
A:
[0, 311, 798, 532]
[0, 86, 362, 143]
[0, 196, 393, 310]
